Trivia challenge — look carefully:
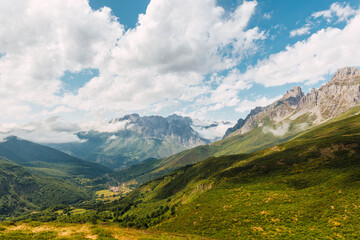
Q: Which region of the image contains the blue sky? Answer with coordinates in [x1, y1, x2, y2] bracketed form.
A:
[83, 0, 359, 120]
[0, 0, 359, 142]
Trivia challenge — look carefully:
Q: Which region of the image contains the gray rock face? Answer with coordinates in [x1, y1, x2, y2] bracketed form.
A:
[111, 114, 205, 146]
[282, 86, 305, 106]
[50, 114, 210, 169]
[223, 118, 245, 138]
[224, 66, 360, 138]
[331, 67, 360, 80]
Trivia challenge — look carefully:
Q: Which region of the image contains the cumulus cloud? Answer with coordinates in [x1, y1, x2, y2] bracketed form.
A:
[80, 119, 130, 133]
[290, 26, 311, 38]
[240, 8, 360, 87]
[0, 117, 82, 143]
[63, 0, 264, 113]
[0, 0, 265, 127]
[312, 2, 357, 22]
[0, 0, 123, 120]
[191, 119, 234, 141]
[109, 135, 118, 141]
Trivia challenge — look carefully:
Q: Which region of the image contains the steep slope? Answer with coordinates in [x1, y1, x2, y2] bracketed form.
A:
[224, 66, 360, 138]
[50, 114, 209, 169]
[0, 136, 110, 178]
[0, 158, 91, 219]
[112, 67, 360, 186]
[223, 86, 305, 138]
[31, 112, 360, 239]
[0, 222, 209, 240]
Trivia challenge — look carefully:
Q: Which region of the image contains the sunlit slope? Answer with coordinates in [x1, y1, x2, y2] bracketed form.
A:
[121, 113, 360, 239]
[0, 222, 209, 240]
[113, 106, 360, 187]
[112, 114, 313, 184]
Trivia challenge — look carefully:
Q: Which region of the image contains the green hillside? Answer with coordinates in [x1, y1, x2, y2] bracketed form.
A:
[0, 159, 92, 219]
[112, 107, 360, 187]
[48, 114, 208, 169]
[31, 112, 360, 239]
[111, 116, 308, 185]
[0, 137, 110, 178]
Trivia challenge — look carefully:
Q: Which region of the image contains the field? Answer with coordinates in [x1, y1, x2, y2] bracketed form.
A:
[0, 222, 209, 240]
[4, 110, 360, 239]
[96, 190, 122, 202]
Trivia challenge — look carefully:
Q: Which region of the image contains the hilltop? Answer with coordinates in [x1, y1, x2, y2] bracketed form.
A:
[110, 67, 360, 186]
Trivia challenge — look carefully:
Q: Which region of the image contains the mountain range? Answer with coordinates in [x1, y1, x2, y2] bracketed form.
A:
[110, 67, 360, 186]
[1, 66, 360, 239]
[224, 66, 360, 138]
[20, 92, 360, 239]
[0, 136, 109, 178]
[48, 114, 230, 169]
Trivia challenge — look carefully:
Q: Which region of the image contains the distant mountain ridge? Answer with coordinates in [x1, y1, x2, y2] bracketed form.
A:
[111, 67, 360, 187]
[0, 136, 110, 178]
[109, 113, 205, 146]
[50, 114, 211, 169]
[223, 66, 360, 138]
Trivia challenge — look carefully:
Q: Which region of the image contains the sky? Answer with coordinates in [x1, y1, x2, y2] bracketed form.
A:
[0, 0, 360, 143]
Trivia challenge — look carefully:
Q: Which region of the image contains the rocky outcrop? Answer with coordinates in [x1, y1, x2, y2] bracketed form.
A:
[110, 114, 206, 146]
[56, 114, 210, 168]
[224, 67, 360, 138]
[223, 118, 245, 138]
[331, 66, 360, 80]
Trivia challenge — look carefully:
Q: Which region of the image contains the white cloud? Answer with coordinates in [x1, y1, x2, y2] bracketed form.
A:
[0, 0, 267, 142]
[263, 13, 271, 20]
[80, 119, 130, 133]
[0, 117, 82, 143]
[240, 10, 360, 87]
[0, 0, 123, 120]
[235, 95, 282, 113]
[191, 119, 234, 141]
[312, 2, 357, 22]
[0, 0, 265, 126]
[62, 0, 264, 113]
[262, 122, 290, 137]
[290, 26, 311, 38]
[109, 135, 118, 141]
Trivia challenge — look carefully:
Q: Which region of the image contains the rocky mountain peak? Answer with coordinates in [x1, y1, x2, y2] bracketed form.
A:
[110, 113, 140, 123]
[223, 67, 360, 139]
[166, 114, 192, 124]
[281, 86, 304, 106]
[331, 67, 360, 80]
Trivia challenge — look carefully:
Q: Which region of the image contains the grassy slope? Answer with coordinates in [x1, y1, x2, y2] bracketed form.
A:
[0, 137, 110, 178]
[117, 113, 360, 239]
[0, 222, 209, 240]
[111, 118, 306, 185]
[50, 130, 201, 169]
[113, 107, 360, 187]
[25, 112, 360, 239]
[0, 159, 91, 219]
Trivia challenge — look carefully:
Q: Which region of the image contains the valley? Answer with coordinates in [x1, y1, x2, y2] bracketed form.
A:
[2, 0, 360, 238]
[1, 67, 360, 239]
[2, 99, 360, 239]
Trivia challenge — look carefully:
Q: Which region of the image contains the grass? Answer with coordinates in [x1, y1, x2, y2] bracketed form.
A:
[96, 190, 122, 202]
[5, 108, 360, 239]
[0, 222, 210, 240]
[105, 113, 360, 239]
[111, 106, 318, 187]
